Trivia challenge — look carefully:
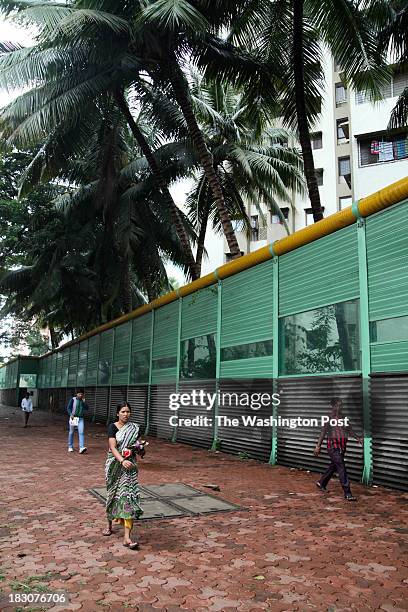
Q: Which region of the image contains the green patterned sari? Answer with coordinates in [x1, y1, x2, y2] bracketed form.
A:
[105, 422, 143, 522]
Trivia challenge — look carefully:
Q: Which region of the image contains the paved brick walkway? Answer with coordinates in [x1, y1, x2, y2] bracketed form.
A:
[0, 405, 407, 611]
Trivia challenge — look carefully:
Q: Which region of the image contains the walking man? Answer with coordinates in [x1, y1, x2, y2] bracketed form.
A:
[314, 397, 363, 501]
[21, 392, 33, 427]
[67, 388, 89, 454]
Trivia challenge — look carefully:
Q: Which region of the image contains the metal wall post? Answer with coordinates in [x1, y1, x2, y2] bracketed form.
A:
[107, 328, 115, 425]
[145, 310, 155, 436]
[172, 298, 183, 443]
[211, 281, 222, 451]
[94, 335, 101, 422]
[357, 218, 373, 485]
[127, 320, 134, 396]
[269, 257, 279, 465]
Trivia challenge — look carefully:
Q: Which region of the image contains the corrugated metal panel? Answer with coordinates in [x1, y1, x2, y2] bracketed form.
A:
[152, 301, 179, 384]
[217, 379, 273, 461]
[19, 358, 39, 374]
[76, 341, 88, 388]
[37, 361, 44, 389]
[220, 356, 273, 380]
[50, 388, 63, 414]
[279, 226, 359, 316]
[131, 313, 152, 351]
[86, 335, 99, 386]
[151, 366, 177, 385]
[84, 387, 96, 421]
[95, 387, 109, 424]
[44, 357, 51, 388]
[149, 384, 174, 439]
[221, 260, 273, 347]
[177, 380, 215, 448]
[366, 200, 408, 320]
[55, 352, 63, 387]
[108, 386, 128, 423]
[181, 286, 218, 340]
[277, 376, 364, 481]
[153, 301, 179, 358]
[98, 329, 114, 386]
[61, 350, 69, 387]
[50, 353, 57, 388]
[112, 322, 131, 385]
[371, 341, 408, 372]
[9, 360, 18, 388]
[68, 345, 79, 387]
[127, 386, 148, 432]
[58, 387, 67, 414]
[371, 374, 408, 491]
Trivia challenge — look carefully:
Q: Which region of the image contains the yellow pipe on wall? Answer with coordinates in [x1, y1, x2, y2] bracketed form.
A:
[38, 175, 408, 356]
[358, 176, 408, 218]
[272, 207, 357, 256]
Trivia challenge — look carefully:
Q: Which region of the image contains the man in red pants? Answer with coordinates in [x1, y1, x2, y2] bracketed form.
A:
[314, 398, 363, 501]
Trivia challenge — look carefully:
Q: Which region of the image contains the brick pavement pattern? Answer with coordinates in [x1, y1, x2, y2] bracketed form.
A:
[0, 406, 407, 611]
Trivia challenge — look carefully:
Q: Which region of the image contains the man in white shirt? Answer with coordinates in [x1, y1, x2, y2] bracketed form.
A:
[21, 392, 33, 427]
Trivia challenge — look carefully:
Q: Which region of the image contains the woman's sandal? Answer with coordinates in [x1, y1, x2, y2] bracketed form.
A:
[102, 528, 113, 536]
[123, 542, 139, 550]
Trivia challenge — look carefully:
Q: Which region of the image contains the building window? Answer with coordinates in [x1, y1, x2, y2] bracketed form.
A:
[271, 207, 290, 224]
[225, 251, 244, 262]
[338, 156, 351, 187]
[315, 168, 323, 186]
[356, 69, 408, 104]
[339, 196, 352, 210]
[393, 70, 408, 96]
[358, 130, 408, 166]
[335, 82, 347, 106]
[250, 215, 259, 241]
[337, 118, 349, 144]
[311, 132, 323, 149]
[231, 219, 245, 232]
[304, 208, 314, 226]
[305, 207, 324, 226]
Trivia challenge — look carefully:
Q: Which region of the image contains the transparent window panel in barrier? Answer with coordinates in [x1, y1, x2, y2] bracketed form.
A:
[280, 299, 360, 375]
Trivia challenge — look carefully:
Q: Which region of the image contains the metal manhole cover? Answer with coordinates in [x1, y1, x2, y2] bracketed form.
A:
[143, 483, 201, 498]
[171, 495, 240, 514]
[138, 499, 187, 519]
[89, 483, 243, 520]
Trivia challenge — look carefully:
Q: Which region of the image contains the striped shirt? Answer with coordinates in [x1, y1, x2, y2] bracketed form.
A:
[322, 420, 354, 451]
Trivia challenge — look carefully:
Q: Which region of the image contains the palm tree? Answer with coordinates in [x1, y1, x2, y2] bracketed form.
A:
[0, 0, 249, 261]
[377, 0, 408, 128]
[226, 0, 388, 221]
[0, 2, 201, 278]
[0, 104, 191, 337]
[183, 73, 305, 274]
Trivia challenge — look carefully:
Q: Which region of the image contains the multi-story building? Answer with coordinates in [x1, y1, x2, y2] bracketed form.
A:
[224, 53, 408, 261]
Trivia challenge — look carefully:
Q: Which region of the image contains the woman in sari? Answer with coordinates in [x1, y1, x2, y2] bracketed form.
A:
[103, 402, 144, 549]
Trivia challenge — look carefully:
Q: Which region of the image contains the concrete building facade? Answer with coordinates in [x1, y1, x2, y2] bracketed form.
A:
[223, 54, 408, 261]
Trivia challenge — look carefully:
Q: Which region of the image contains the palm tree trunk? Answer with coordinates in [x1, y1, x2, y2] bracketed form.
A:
[166, 60, 242, 258]
[121, 260, 132, 313]
[195, 190, 210, 276]
[49, 325, 58, 349]
[144, 276, 156, 303]
[114, 90, 199, 280]
[293, 0, 324, 222]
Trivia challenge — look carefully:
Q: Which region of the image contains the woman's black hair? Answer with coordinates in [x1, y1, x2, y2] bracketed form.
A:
[116, 402, 132, 417]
